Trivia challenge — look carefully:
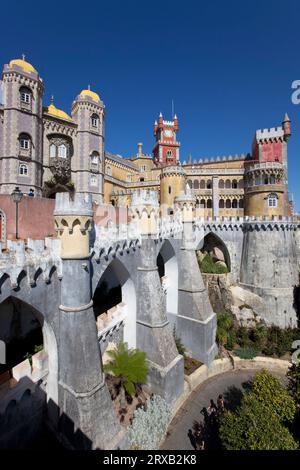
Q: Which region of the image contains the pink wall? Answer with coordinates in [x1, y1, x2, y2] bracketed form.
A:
[0, 195, 56, 240]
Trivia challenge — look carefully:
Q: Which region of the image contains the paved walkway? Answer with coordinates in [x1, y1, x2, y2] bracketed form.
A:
[161, 369, 286, 450]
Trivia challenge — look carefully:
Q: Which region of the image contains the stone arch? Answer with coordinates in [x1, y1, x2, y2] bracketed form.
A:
[93, 259, 137, 348]
[157, 240, 178, 318]
[197, 232, 231, 272]
[0, 296, 58, 413]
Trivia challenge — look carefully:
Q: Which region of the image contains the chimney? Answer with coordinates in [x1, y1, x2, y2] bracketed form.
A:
[137, 143, 143, 156]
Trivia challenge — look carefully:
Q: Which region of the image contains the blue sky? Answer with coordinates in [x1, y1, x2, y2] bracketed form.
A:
[1, 0, 300, 210]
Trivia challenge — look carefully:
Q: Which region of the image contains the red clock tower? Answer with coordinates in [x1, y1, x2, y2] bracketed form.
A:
[153, 112, 180, 166]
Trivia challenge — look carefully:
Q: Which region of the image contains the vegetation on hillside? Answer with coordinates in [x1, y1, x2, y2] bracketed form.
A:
[198, 253, 229, 274]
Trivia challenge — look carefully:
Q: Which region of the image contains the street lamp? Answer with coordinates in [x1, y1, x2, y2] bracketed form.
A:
[11, 186, 23, 239]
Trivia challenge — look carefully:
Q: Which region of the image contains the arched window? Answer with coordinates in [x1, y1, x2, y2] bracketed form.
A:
[19, 86, 32, 107]
[167, 150, 173, 158]
[264, 176, 269, 185]
[90, 175, 98, 186]
[207, 199, 212, 209]
[90, 151, 99, 169]
[232, 179, 238, 189]
[232, 199, 238, 208]
[206, 179, 212, 189]
[219, 199, 225, 208]
[193, 180, 199, 189]
[219, 179, 225, 189]
[269, 175, 276, 184]
[58, 144, 67, 158]
[267, 193, 278, 208]
[238, 179, 244, 188]
[91, 113, 99, 128]
[239, 199, 244, 209]
[19, 163, 28, 176]
[19, 133, 31, 153]
[225, 179, 231, 189]
[50, 144, 56, 158]
[200, 180, 205, 189]
[200, 199, 206, 208]
[226, 199, 231, 208]
[255, 175, 261, 186]
[168, 186, 172, 194]
[107, 166, 112, 176]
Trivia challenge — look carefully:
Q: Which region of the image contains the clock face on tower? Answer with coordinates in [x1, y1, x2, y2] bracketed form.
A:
[164, 129, 173, 138]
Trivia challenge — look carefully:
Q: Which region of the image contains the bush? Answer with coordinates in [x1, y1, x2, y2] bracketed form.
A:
[128, 395, 171, 450]
[103, 342, 149, 398]
[173, 328, 186, 357]
[234, 346, 260, 359]
[219, 370, 298, 450]
[199, 253, 228, 274]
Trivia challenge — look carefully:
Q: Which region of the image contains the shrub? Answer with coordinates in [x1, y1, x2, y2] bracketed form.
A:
[219, 371, 298, 450]
[199, 253, 228, 274]
[173, 328, 186, 357]
[128, 395, 171, 450]
[104, 342, 149, 402]
[234, 346, 260, 359]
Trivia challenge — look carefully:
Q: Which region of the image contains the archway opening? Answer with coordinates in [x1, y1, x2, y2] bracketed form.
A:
[93, 259, 136, 348]
[197, 233, 231, 273]
[156, 240, 178, 320]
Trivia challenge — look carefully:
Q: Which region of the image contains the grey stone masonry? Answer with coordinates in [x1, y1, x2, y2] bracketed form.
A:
[136, 237, 184, 405]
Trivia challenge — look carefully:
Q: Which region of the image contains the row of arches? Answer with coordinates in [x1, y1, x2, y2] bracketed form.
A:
[187, 179, 244, 190]
[197, 198, 244, 209]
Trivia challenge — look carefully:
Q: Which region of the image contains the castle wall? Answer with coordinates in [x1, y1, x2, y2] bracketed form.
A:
[0, 195, 55, 239]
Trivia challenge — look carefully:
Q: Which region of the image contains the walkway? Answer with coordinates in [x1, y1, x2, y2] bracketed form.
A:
[161, 368, 286, 450]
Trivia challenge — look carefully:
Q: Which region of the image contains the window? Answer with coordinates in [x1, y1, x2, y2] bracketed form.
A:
[19, 87, 32, 106]
[91, 113, 99, 128]
[168, 186, 171, 194]
[140, 177, 144, 182]
[206, 180, 212, 189]
[239, 199, 244, 209]
[90, 175, 97, 186]
[226, 199, 231, 208]
[194, 180, 199, 189]
[90, 151, 99, 169]
[19, 164, 28, 176]
[232, 180, 238, 189]
[232, 199, 238, 208]
[167, 150, 173, 158]
[219, 179, 225, 189]
[140, 165, 146, 172]
[58, 144, 67, 158]
[50, 144, 56, 158]
[200, 199, 206, 208]
[107, 166, 112, 176]
[19, 133, 31, 151]
[207, 199, 212, 209]
[219, 199, 225, 208]
[268, 193, 278, 208]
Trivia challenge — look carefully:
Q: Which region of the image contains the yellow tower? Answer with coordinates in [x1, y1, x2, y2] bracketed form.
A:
[160, 165, 186, 216]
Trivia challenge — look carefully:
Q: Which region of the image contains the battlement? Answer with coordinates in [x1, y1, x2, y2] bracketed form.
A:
[0, 237, 62, 288]
[182, 154, 247, 165]
[54, 192, 93, 216]
[255, 126, 284, 141]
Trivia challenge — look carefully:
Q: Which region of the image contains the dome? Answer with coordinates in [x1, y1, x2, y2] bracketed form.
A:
[43, 103, 72, 122]
[79, 89, 100, 103]
[9, 58, 37, 74]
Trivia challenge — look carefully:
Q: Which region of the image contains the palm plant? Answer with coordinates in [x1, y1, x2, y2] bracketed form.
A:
[103, 342, 149, 407]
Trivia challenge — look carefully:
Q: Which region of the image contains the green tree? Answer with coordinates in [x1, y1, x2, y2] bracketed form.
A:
[220, 394, 298, 450]
[103, 342, 149, 405]
[287, 361, 300, 404]
[219, 370, 298, 450]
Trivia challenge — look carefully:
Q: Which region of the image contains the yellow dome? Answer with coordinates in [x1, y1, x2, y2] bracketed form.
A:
[9, 58, 37, 74]
[79, 89, 100, 103]
[44, 103, 72, 122]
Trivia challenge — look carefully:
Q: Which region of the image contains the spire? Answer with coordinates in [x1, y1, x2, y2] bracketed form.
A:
[174, 113, 177, 119]
[50, 95, 54, 105]
[22, 53, 26, 61]
[283, 112, 290, 123]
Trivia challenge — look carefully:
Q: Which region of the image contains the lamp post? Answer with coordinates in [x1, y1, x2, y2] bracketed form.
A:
[11, 186, 23, 239]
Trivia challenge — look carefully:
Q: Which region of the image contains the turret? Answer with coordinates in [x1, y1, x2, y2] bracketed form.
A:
[152, 112, 180, 166]
[0, 56, 44, 195]
[160, 165, 186, 215]
[282, 113, 291, 141]
[71, 86, 105, 202]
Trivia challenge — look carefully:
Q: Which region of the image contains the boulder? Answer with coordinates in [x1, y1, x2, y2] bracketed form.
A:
[215, 260, 227, 269]
[212, 247, 225, 263]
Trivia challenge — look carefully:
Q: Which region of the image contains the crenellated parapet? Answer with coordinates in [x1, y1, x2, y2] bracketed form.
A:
[0, 237, 62, 288]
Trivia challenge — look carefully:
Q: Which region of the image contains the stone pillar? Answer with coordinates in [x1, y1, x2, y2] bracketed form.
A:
[175, 190, 217, 364]
[54, 193, 124, 449]
[136, 213, 184, 405]
[212, 176, 219, 218]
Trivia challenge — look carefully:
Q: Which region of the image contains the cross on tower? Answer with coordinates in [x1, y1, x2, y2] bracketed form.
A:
[22, 54, 26, 61]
